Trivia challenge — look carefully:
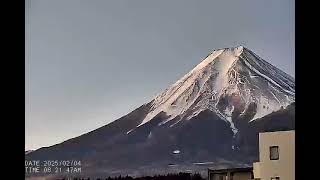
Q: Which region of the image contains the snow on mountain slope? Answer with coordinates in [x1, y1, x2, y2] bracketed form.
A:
[134, 46, 294, 133]
[25, 46, 295, 179]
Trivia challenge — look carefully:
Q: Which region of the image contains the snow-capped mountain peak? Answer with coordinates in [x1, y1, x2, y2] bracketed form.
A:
[26, 46, 295, 179]
[135, 46, 294, 132]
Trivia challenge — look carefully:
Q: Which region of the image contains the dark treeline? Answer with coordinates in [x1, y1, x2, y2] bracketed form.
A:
[59, 172, 205, 180]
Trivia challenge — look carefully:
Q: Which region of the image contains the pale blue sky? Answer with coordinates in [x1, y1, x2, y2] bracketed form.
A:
[25, 0, 294, 150]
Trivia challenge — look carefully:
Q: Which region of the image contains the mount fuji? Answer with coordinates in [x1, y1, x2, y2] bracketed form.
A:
[25, 46, 295, 179]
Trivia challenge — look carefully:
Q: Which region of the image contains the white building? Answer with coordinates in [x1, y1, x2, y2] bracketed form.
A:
[253, 130, 295, 180]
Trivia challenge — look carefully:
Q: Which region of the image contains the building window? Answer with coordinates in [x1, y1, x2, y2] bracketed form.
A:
[270, 146, 279, 160]
[230, 172, 234, 180]
[271, 177, 280, 180]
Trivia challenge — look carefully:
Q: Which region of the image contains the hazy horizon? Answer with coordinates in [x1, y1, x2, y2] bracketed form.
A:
[25, 0, 294, 150]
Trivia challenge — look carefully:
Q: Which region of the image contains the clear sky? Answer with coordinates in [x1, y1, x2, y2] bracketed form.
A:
[25, 0, 295, 150]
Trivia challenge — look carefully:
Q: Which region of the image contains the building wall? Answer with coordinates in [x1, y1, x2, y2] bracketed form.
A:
[209, 173, 227, 180]
[257, 130, 295, 180]
[253, 162, 261, 179]
[209, 172, 252, 180]
[232, 172, 252, 180]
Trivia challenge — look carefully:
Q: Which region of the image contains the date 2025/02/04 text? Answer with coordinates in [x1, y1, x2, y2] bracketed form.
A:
[25, 160, 82, 174]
